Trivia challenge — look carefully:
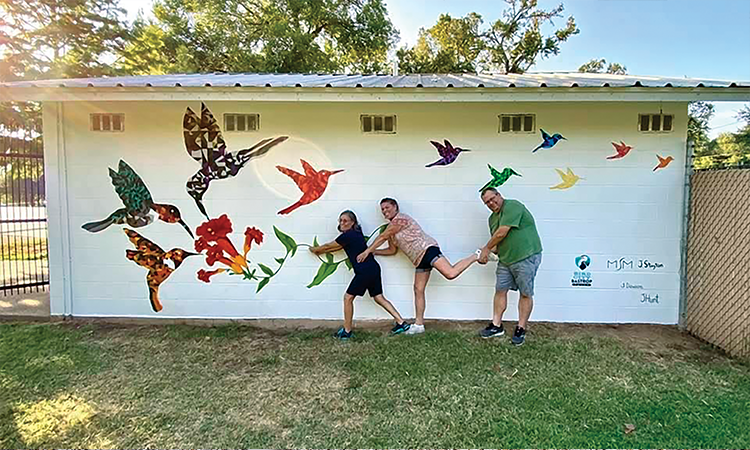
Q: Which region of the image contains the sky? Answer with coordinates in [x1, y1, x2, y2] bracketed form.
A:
[122, 0, 750, 137]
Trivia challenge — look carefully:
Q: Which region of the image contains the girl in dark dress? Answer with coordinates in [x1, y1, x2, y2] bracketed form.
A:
[310, 210, 410, 340]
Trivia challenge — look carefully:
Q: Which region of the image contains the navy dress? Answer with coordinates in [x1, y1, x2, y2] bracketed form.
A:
[336, 229, 383, 297]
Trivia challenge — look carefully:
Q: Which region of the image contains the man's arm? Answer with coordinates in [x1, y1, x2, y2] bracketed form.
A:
[479, 226, 511, 263]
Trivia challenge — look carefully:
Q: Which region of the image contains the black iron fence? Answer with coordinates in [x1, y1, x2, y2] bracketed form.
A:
[0, 116, 48, 295]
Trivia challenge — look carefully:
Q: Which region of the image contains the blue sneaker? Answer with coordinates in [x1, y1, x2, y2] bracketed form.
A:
[390, 322, 411, 335]
[334, 327, 353, 340]
[511, 326, 526, 346]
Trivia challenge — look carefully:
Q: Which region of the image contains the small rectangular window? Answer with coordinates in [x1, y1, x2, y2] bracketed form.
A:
[498, 114, 535, 134]
[224, 113, 259, 132]
[90, 113, 124, 132]
[639, 114, 674, 133]
[361, 115, 396, 134]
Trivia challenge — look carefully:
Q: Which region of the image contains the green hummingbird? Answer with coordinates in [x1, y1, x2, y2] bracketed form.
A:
[479, 164, 522, 192]
[82, 160, 193, 238]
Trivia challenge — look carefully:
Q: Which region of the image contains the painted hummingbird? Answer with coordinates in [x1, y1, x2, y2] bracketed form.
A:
[276, 159, 344, 215]
[653, 154, 674, 171]
[425, 139, 471, 167]
[532, 129, 567, 153]
[550, 168, 583, 190]
[607, 141, 633, 160]
[479, 164, 522, 192]
[82, 160, 193, 238]
[123, 228, 198, 312]
[183, 103, 288, 218]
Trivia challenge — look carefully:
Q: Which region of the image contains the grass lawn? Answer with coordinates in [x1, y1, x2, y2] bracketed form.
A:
[1, 321, 748, 448]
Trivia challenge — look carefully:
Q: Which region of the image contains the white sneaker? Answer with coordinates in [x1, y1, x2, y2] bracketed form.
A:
[475, 248, 498, 261]
[404, 323, 425, 335]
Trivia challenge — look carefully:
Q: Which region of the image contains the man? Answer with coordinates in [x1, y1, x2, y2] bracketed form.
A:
[477, 188, 543, 346]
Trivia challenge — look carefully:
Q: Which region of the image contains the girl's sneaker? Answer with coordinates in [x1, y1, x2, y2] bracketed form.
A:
[390, 322, 411, 335]
[334, 327, 353, 340]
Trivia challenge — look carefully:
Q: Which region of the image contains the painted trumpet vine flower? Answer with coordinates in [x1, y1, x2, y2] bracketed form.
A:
[194, 215, 297, 293]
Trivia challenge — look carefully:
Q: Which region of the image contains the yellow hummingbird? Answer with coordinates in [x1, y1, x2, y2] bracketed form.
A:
[550, 168, 583, 190]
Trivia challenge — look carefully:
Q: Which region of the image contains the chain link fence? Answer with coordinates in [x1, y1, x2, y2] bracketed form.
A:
[686, 168, 750, 358]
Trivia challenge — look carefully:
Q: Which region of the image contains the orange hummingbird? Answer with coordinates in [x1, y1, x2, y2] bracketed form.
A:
[607, 141, 633, 160]
[276, 159, 344, 215]
[123, 228, 198, 312]
[653, 154, 674, 171]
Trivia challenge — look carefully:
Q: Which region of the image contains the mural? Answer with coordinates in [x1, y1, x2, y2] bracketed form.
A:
[123, 228, 197, 312]
[276, 159, 344, 215]
[183, 103, 288, 218]
[479, 164, 522, 191]
[607, 141, 633, 160]
[82, 160, 193, 238]
[532, 129, 566, 153]
[653, 155, 674, 171]
[425, 139, 471, 167]
[194, 214, 297, 293]
[550, 168, 583, 190]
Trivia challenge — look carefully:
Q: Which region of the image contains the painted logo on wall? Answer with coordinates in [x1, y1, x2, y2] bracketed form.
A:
[571, 254, 593, 287]
[607, 258, 664, 271]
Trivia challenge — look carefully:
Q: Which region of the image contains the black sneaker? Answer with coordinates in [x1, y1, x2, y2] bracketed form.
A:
[390, 322, 411, 335]
[479, 322, 505, 338]
[334, 327, 353, 340]
[511, 326, 526, 346]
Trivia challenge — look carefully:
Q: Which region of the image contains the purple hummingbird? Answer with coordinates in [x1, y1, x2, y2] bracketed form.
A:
[425, 139, 471, 168]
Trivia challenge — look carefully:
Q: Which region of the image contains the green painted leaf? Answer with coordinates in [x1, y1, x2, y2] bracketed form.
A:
[313, 236, 319, 247]
[367, 223, 389, 242]
[326, 252, 334, 263]
[307, 261, 340, 288]
[258, 263, 274, 276]
[256, 277, 270, 293]
[274, 257, 285, 265]
[344, 258, 352, 270]
[274, 226, 297, 257]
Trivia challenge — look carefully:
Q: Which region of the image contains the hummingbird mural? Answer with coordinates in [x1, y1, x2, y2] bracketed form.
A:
[276, 159, 344, 215]
[124, 228, 198, 313]
[550, 168, 583, 190]
[82, 160, 193, 238]
[425, 139, 471, 167]
[653, 154, 674, 171]
[607, 141, 633, 160]
[183, 103, 288, 218]
[532, 129, 567, 153]
[479, 164, 522, 192]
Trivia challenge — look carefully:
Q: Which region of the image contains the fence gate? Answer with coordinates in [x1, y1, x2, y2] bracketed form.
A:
[0, 115, 48, 295]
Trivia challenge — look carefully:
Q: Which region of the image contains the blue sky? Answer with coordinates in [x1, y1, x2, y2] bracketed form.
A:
[123, 0, 750, 137]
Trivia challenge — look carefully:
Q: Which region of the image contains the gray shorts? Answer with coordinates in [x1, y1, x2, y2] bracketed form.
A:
[495, 253, 542, 297]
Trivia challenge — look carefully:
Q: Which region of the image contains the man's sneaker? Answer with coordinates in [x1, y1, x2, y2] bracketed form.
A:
[479, 322, 505, 338]
[404, 323, 425, 335]
[511, 326, 526, 346]
[475, 248, 499, 261]
[390, 322, 411, 335]
[334, 327, 353, 340]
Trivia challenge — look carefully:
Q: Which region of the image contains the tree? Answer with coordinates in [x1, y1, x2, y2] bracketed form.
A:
[691, 104, 750, 170]
[397, 0, 578, 74]
[687, 101, 715, 158]
[0, 0, 130, 81]
[396, 13, 484, 73]
[118, 0, 399, 74]
[578, 58, 627, 75]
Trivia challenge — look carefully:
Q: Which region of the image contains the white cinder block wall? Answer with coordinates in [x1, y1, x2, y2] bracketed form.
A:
[44, 100, 688, 323]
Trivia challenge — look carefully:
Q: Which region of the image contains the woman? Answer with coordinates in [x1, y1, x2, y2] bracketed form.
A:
[310, 210, 411, 340]
[357, 198, 479, 334]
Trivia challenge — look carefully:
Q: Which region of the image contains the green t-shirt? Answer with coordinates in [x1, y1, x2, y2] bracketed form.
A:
[488, 199, 542, 265]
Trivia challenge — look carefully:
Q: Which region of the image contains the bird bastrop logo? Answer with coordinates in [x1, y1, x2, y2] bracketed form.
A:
[571, 254, 592, 287]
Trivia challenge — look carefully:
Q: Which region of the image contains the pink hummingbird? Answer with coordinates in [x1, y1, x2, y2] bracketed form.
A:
[607, 141, 633, 160]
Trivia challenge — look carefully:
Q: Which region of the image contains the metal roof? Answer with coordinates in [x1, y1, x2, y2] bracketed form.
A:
[1, 72, 748, 89]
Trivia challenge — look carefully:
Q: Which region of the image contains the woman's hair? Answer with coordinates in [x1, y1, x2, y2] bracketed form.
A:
[339, 210, 362, 233]
[379, 197, 399, 211]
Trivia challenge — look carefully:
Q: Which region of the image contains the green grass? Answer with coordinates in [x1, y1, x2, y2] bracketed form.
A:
[1, 321, 749, 448]
[0, 236, 48, 260]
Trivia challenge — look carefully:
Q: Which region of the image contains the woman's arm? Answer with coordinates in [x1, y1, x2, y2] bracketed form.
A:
[310, 240, 343, 255]
[356, 224, 399, 262]
[373, 238, 398, 256]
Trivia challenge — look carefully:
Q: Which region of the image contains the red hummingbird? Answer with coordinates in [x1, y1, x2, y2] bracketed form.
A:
[276, 159, 344, 215]
[607, 141, 633, 160]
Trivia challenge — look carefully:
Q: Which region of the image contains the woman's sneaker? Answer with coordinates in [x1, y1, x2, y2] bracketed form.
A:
[479, 322, 505, 338]
[334, 327, 353, 340]
[390, 322, 411, 335]
[511, 326, 526, 346]
[404, 323, 425, 335]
